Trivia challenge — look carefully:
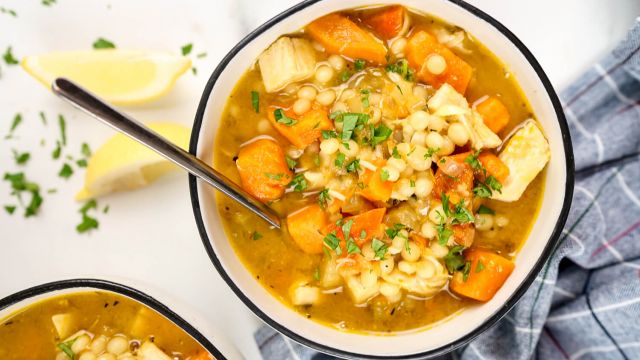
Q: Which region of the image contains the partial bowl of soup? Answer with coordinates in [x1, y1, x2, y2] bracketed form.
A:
[0, 279, 238, 360]
[189, 0, 573, 358]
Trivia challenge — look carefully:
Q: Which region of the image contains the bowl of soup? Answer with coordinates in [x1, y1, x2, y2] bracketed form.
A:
[189, 0, 573, 357]
[0, 279, 238, 360]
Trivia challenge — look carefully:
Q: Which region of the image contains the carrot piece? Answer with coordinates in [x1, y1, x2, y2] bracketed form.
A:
[475, 96, 510, 133]
[450, 248, 515, 302]
[267, 104, 333, 148]
[361, 5, 405, 40]
[478, 151, 510, 183]
[235, 138, 292, 202]
[358, 160, 393, 202]
[287, 204, 328, 254]
[307, 13, 388, 64]
[405, 30, 473, 93]
[328, 208, 386, 247]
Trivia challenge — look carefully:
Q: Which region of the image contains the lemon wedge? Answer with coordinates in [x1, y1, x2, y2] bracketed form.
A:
[76, 122, 190, 201]
[22, 50, 191, 105]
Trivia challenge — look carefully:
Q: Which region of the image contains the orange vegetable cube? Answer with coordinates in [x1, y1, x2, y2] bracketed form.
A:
[358, 160, 393, 202]
[361, 5, 406, 40]
[287, 204, 328, 254]
[327, 208, 386, 247]
[405, 30, 473, 93]
[450, 249, 515, 302]
[475, 96, 510, 133]
[235, 138, 292, 202]
[267, 104, 333, 148]
[478, 151, 510, 183]
[307, 13, 388, 64]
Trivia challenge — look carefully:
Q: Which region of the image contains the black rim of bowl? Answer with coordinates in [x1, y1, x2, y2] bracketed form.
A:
[0, 278, 227, 360]
[188, 0, 575, 358]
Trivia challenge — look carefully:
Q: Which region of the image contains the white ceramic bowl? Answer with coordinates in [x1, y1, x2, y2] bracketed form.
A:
[0, 279, 241, 360]
[189, 0, 574, 358]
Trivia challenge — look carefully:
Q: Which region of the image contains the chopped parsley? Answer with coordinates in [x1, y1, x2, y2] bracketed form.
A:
[473, 183, 492, 198]
[313, 155, 321, 167]
[5, 113, 22, 138]
[360, 230, 367, 239]
[477, 205, 495, 215]
[334, 153, 346, 167]
[339, 114, 360, 142]
[181, 43, 193, 56]
[58, 163, 73, 179]
[371, 238, 388, 260]
[4, 205, 16, 214]
[486, 175, 503, 193]
[317, 188, 331, 208]
[58, 115, 67, 146]
[385, 223, 406, 239]
[93, 37, 116, 49]
[12, 150, 30, 165]
[0, 7, 17, 17]
[39, 111, 47, 125]
[354, 59, 366, 71]
[251, 231, 263, 240]
[313, 267, 321, 281]
[450, 201, 474, 225]
[273, 109, 297, 126]
[3, 46, 18, 65]
[57, 338, 76, 359]
[410, 179, 416, 187]
[76, 159, 88, 168]
[4, 172, 44, 217]
[264, 172, 284, 181]
[345, 159, 361, 173]
[444, 245, 471, 281]
[77, 199, 99, 233]
[339, 70, 352, 82]
[81, 143, 92, 157]
[289, 174, 307, 192]
[196, 52, 207, 58]
[321, 130, 337, 139]
[41, 0, 57, 6]
[475, 260, 485, 273]
[323, 231, 342, 255]
[385, 59, 414, 81]
[370, 123, 392, 146]
[436, 221, 453, 246]
[360, 89, 370, 109]
[380, 169, 390, 182]
[424, 147, 440, 159]
[52, 141, 62, 160]
[391, 147, 401, 159]
[464, 150, 482, 171]
[251, 91, 260, 113]
[285, 156, 296, 170]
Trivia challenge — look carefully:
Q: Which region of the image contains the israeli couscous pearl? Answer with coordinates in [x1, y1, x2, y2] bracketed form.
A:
[495, 215, 509, 227]
[106, 335, 128, 355]
[426, 54, 447, 75]
[316, 89, 336, 106]
[360, 270, 378, 288]
[426, 131, 444, 149]
[304, 172, 326, 188]
[407, 146, 431, 171]
[409, 110, 429, 131]
[414, 175, 434, 198]
[412, 85, 428, 99]
[315, 65, 334, 83]
[257, 118, 271, 133]
[416, 260, 436, 279]
[71, 334, 91, 353]
[382, 166, 400, 182]
[380, 258, 395, 275]
[428, 204, 444, 223]
[90, 336, 108, 354]
[398, 261, 416, 274]
[410, 131, 427, 147]
[390, 37, 407, 56]
[380, 282, 401, 298]
[96, 354, 116, 360]
[340, 140, 359, 157]
[328, 54, 346, 71]
[340, 89, 356, 100]
[475, 213, 494, 231]
[320, 138, 339, 155]
[78, 352, 96, 360]
[447, 122, 469, 146]
[428, 115, 446, 131]
[293, 98, 311, 115]
[420, 221, 437, 239]
[439, 136, 455, 155]
[386, 157, 406, 172]
[401, 241, 421, 262]
[430, 242, 449, 258]
[297, 86, 317, 100]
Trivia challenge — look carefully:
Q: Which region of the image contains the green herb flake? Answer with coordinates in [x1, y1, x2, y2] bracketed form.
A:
[486, 175, 503, 193]
[317, 188, 331, 208]
[340, 114, 360, 142]
[76, 200, 99, 233]
[181, 43, 193, 56]
[464, 150, 482, 171]
[436, 222, 453, 246]
[323, 231, 342, 256]
[289, 174, 307, 192]
[81, 143, 92, 157]
[58, 163, 74, 179]
[339, 70, 352, 82]
[191, 67, 197, 75]
[252, 231, 263, 240]
[443, 245, 467, 274]
[370, 123, 392, 146]
[274, 109, 297, 126]
[360, 89, 370, 109]
[41, 0, 57, 6]
[39, 111, 47, 126]
[360, 229, 367, 239]
[3, 172, 44, 217]
[102, 205, 109, 214]
[345, 159, 361, 173]
[52, 141, 62, 160]
[93, 37, 116, 49]
[425, 147, 440, 159]
[334, 153, 346, 168]
[4, 205, 16, 215]
[391, 147, 401, 159]
[385, 223, 406, 239]
[3, 46, 19, 65]
[76, 159, 88, 168]
[58, 115, 67, 146]
[321, 130, 337, 139]
[313, 267, 321, 281]
[473, 183, 492, 198]
[477, 205, 495, 215]
[354, 59, 366, 71]
[346, 238, 361, 254]
[0, 7, 18, 17]
[475, 260, 485, 273]
[8, 113, 22, 135]
[410, 179, 415, 187]
[264, 172, 284, 181]
[57, 338, 76, 359]
[285, 156, 297, 170]
[251, 91, 260, 113]
[196, 52, 207, 58]
[12, 150, 30, 165]
[371, 238, 388, 260]
[380, 169, 390, 182]
[313, 155, 321, 167]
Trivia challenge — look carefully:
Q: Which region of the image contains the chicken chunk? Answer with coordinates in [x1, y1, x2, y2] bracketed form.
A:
[491, 120, 550, 201]
[258, 37, 316, 93]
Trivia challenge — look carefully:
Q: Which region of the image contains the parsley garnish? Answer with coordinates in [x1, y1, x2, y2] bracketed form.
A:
[41, 0, 57, 6]
[339, 70, 352, 82]
[4, 205, 16, 214]
[77, 200, 100, 233]
[360, 89, 370, 109]
[475, 260, 485, 273]
[81, 143, 92, 157]
[444, 245, 470, 277]
[76, 159, 87, 167]
[354, 59, 366, 71]
[52, 141, 62, 160]
[12, 150, 30, 165]
[370, 123, 392, 146]
[321, 130, 337, 139]
[58, 163, 73, 179]
[274, 109, 297, 126]
[0, 7, 17, 17]
[451, 201, 474, 225]
[317, 188, 331, 208]
[385, 59, 414, 81]
[391, 147, 401, 159]
[285, 156, 296, 170]
[57, 338, 76, 359]
[313, 267, 321, 281]
[424, 147, 440, 159]
[473, 183, 492, 198]
[3, 46, 18, 65]
[93, 38, 116, 49]
[345, 159, 361, 173]
[3, 172, 44, 217]
[340, 114, 360, 142]
[464, 150, 482, 171]
[371, 238, 388, 260]
[313, 155, 320, 167]
[264, 172, 284, 181]
[410, 179, 415, 187]
[334, 153, 346, 167]
[477, 205, 495, 215]
[385, 223, 406, 239]
[251, 91, 260, 113]
[486, 175, 503, 193]
[289, 174, 307, 192]
[5, 113, 22, 139]
[380, 169, 390, 182]
[181, 43, 193, 56]
[323, 231, 342, 255]
[58, 115, 67, 146]
[252, 231, 262, 240]
[196, 52, 207, 58]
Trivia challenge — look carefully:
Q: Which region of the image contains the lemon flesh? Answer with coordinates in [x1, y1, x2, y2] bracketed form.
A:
[76, 122, 191, 201]
[22, 50, 191, 105]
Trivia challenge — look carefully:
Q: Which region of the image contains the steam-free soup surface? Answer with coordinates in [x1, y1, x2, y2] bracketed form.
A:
[0, 291, 212, 359]
[214, 4, 548, 333]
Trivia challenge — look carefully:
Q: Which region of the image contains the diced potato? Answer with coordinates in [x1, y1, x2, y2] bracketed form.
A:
[381, 268, 448, 296]
[491, 120, 550, 201]
[138, 341, 173, 360]
[427, 84, 501, 149]
[320, 254, 343, 288]
[258, 37, 316, 93]
[51, 313, 75, 339]
[291, 283, 321, 306]
[344, 275, 379, 304]
[129, 307, 155, 339]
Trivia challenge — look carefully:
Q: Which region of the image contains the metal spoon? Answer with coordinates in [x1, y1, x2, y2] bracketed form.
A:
[51, 77, 281, 229]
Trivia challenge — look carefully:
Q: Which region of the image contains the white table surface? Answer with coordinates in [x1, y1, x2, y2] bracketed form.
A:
[1, 1, 638, 359]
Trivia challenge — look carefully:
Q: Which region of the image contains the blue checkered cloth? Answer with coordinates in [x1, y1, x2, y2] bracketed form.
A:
[255, 19, 640, 360]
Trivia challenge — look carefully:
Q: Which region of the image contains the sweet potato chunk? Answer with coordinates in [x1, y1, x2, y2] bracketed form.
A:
[235, 138, 292, 202]
[267, 104, 333, 148]
[287, 204, 328, 254]
[450, 249, 515, 302]
[362, 5, 406, 40]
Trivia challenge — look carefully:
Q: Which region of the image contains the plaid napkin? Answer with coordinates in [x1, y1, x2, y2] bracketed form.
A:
[254, 19, 640, 360]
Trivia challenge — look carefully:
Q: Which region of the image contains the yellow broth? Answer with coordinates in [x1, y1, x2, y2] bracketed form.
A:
[213, 5, 545, 333]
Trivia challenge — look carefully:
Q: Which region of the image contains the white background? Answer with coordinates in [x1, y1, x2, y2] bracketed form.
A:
[0, 1, 638, 359]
